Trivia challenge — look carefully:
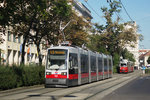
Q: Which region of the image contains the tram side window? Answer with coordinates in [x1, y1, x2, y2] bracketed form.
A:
[69, 53, 78, 74]
[104, 58, 107, 72]
[127, 62, 130, 67]
[91, 56, 96, 72]
[98, 57, 103, 72]
[109, 59, 112, 71]
[81, 54, 88, 73]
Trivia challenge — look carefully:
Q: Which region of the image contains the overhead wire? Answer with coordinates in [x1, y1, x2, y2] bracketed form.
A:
[119, 0, 134, 22]
[115, 12, 125, 23]
[84, 0, 133, 23]
[107, 0, 125, 23]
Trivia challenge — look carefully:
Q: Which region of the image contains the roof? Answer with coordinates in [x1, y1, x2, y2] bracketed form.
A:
[139, 49, 150, 52]
[139, 51, 150, 59]
[144, 51, 150, 56]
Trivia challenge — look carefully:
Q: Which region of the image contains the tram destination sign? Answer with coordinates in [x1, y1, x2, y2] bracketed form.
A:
[49, 50, 66, 55]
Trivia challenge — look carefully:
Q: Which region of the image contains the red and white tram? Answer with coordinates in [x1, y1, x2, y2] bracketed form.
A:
[119, 59, 134, 73]
[45, 44, 113, 87]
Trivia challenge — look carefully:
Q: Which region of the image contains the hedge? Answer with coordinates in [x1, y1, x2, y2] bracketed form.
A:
[0, 65, 45, 90]
[145, 69, 150, 74]
[0, 66, 17, 90]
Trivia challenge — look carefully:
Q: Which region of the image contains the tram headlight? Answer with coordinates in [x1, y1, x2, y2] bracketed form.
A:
[46, 72, 51, 75]
[61, 72, 67, 75]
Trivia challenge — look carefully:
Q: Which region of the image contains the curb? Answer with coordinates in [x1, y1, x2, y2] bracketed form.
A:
[0, 84, 44, 94]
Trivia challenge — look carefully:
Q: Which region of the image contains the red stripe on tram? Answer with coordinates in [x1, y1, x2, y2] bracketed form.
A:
[69, 74, 78, 79]
[46, 74, 67, 79]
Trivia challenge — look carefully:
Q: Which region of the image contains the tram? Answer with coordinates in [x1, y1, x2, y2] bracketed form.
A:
[45, 42, 113, 87]
[119, 59, 134, 73]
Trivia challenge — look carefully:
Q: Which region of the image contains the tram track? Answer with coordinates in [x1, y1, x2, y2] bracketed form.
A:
[56, 70, 141, 100]
[0, 86, 62, 98]
[0, 70, 141, 100]
[32, 71, 140, 100]
[85, 72, 141, 100]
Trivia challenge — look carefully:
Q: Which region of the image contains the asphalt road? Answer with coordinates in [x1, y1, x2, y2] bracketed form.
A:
[102, 75, 150, 100]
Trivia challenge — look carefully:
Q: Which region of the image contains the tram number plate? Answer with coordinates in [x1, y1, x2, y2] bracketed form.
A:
[53, 79, 58, 82]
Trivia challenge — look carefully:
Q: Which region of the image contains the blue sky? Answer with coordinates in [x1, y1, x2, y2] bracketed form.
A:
[78, 0, 150, 49]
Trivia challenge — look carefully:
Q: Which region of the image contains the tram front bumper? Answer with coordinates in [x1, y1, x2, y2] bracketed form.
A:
[45, 78, 68, 87]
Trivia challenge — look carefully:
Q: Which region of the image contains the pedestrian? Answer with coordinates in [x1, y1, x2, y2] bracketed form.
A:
[142, 65, 146, 74]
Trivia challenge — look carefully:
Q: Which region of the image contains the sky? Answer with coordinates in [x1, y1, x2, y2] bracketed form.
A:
[78, 0, 150, 49]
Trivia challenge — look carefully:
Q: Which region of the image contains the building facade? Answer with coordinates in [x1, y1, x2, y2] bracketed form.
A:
[139, 49, 150, 67]
[124, 22, 140, 69]
[0, 26, 46, 65]
[71, 0, 93, 21]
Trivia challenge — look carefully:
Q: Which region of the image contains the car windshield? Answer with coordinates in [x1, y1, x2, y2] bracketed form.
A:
[47, 49, 67, 70]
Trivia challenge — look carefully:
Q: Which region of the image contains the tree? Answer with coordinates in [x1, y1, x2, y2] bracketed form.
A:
[121, 48, 135, 62]
[89, 1, 139, 54]
[147, 56, 150, 64]
[64, 12, 90, 46]
[29, 0, 72, 65]
[11, 0, 48, 65]
[87, 0, 140, 72]
[0, 0, 19, 43]
[1, 0, 73, 65]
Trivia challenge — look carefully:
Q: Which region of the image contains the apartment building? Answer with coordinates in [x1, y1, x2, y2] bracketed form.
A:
[0, 26, 46, 65]
[71, 0, 93, 21]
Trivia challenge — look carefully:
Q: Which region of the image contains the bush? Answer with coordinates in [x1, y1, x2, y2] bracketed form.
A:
[0, 66, 17, 90]
[0, 65, 45, 90]
[113, 53, 120, 73]
[145, 69, 150, 74]
[22, 66, 45, 86]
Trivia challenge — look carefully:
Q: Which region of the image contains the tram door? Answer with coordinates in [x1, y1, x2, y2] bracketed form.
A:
[80, 54, 89, 84]
[69, 53, 78, 86]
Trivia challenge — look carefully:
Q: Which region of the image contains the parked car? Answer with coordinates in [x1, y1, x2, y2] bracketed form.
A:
[146, 64, 150, 68]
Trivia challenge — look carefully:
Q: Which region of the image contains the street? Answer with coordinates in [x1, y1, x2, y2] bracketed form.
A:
[102, 75, 150, 100]
[0, 70, 142, 100]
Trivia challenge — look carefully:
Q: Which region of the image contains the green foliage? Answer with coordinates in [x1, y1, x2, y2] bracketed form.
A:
[52, 0, 72, 19]
[87, 34, 109, 54]
[22, 66, 44, 86]
[121, 48, 135, 62]
[1, 0, 72, 64]
[0, 66, 17, 90]
[113, 53, 120, 73]
[147, 56, 150, 64]
[0, 65, 45, 90]
[87, 0, 139, 74]
[145, 69, 150, 74]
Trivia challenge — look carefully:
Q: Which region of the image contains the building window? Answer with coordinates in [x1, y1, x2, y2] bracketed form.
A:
[7, 31, 11, 41]
[13, 34, 16, 42]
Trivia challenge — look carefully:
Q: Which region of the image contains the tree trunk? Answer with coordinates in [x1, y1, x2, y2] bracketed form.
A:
[37, 44, 42, 66]
[21, 36, 27, 65]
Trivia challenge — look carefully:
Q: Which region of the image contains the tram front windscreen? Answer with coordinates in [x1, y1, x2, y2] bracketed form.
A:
[46, 49, 68, 70]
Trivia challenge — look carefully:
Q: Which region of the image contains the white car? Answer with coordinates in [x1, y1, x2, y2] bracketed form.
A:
[146, 64, 150, 68]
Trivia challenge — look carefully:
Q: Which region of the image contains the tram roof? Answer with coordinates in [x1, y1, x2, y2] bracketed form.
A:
[47, 45, 111, 57]
[47, 45, 79, 50]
